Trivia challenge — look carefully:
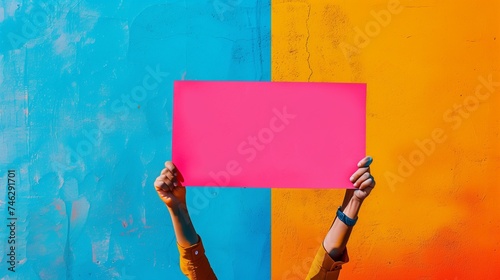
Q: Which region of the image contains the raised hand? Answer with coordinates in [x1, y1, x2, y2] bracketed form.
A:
[348, 156, 376, 201]
[154, 161, 186, 209]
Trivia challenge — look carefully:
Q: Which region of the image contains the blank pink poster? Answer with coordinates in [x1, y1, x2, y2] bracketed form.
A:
[172, 81, 366, 189]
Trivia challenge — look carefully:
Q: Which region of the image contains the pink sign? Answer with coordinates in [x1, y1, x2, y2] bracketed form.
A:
[172, 81, 366, 189]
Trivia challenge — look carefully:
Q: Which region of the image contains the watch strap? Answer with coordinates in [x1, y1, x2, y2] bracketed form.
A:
[336, 206, 358, 226]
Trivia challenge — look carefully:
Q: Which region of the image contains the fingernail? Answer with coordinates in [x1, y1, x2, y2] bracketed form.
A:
[173, 182, 178, 186]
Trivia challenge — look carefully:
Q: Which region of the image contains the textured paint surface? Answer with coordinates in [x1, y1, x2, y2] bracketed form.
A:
[0, 0, 270, 279]
[1, 0, 499, 279]
[271, 0, 500, 279]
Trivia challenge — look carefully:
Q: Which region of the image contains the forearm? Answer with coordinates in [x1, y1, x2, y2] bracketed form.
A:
[171, 204, 218, 279]
[168, 204, 199, 247]
[323, 193, 363, 260]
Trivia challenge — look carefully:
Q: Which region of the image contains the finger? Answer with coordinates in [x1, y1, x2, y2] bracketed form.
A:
[160, 168, 169, 175]
[350, 166, 370, 183]
[358, 176, 375, 190]
[357, 156, 373, 168]
[158, 175, 174, 188]
[354, 171, 371, 187]
[160, 167, 177, 182]
[165, 161, 177, 175]
[154, 179, 168, 192]
[164, 183, 174, 192]
[167, 177, 175, 187]
[165, 171, 175, 181]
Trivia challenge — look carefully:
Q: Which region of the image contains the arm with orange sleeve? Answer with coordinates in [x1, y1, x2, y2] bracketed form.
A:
[306, 156, 376, 280]
[154, 161, 217, 280]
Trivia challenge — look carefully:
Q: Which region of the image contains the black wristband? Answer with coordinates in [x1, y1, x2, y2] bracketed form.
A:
[336, 206, 358, 226]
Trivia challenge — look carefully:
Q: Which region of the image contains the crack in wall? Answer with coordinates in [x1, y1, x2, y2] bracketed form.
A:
[305, 3, 312, 81]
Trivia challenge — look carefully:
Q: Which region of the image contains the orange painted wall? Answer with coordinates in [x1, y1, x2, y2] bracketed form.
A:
[271, 0, 500, 279]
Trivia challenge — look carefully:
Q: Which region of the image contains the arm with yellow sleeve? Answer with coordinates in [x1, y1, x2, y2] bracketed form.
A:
[307, 156, 376, 280]
[154, 161, 217, 280]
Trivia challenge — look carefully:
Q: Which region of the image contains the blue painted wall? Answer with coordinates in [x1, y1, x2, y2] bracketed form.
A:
[0, 0, 270, 279]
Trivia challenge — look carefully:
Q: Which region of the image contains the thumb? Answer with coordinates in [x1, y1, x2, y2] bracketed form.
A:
[164, 191, 180, 204]
[155, 186, 173, 200]
[357, 156, 373, 167]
